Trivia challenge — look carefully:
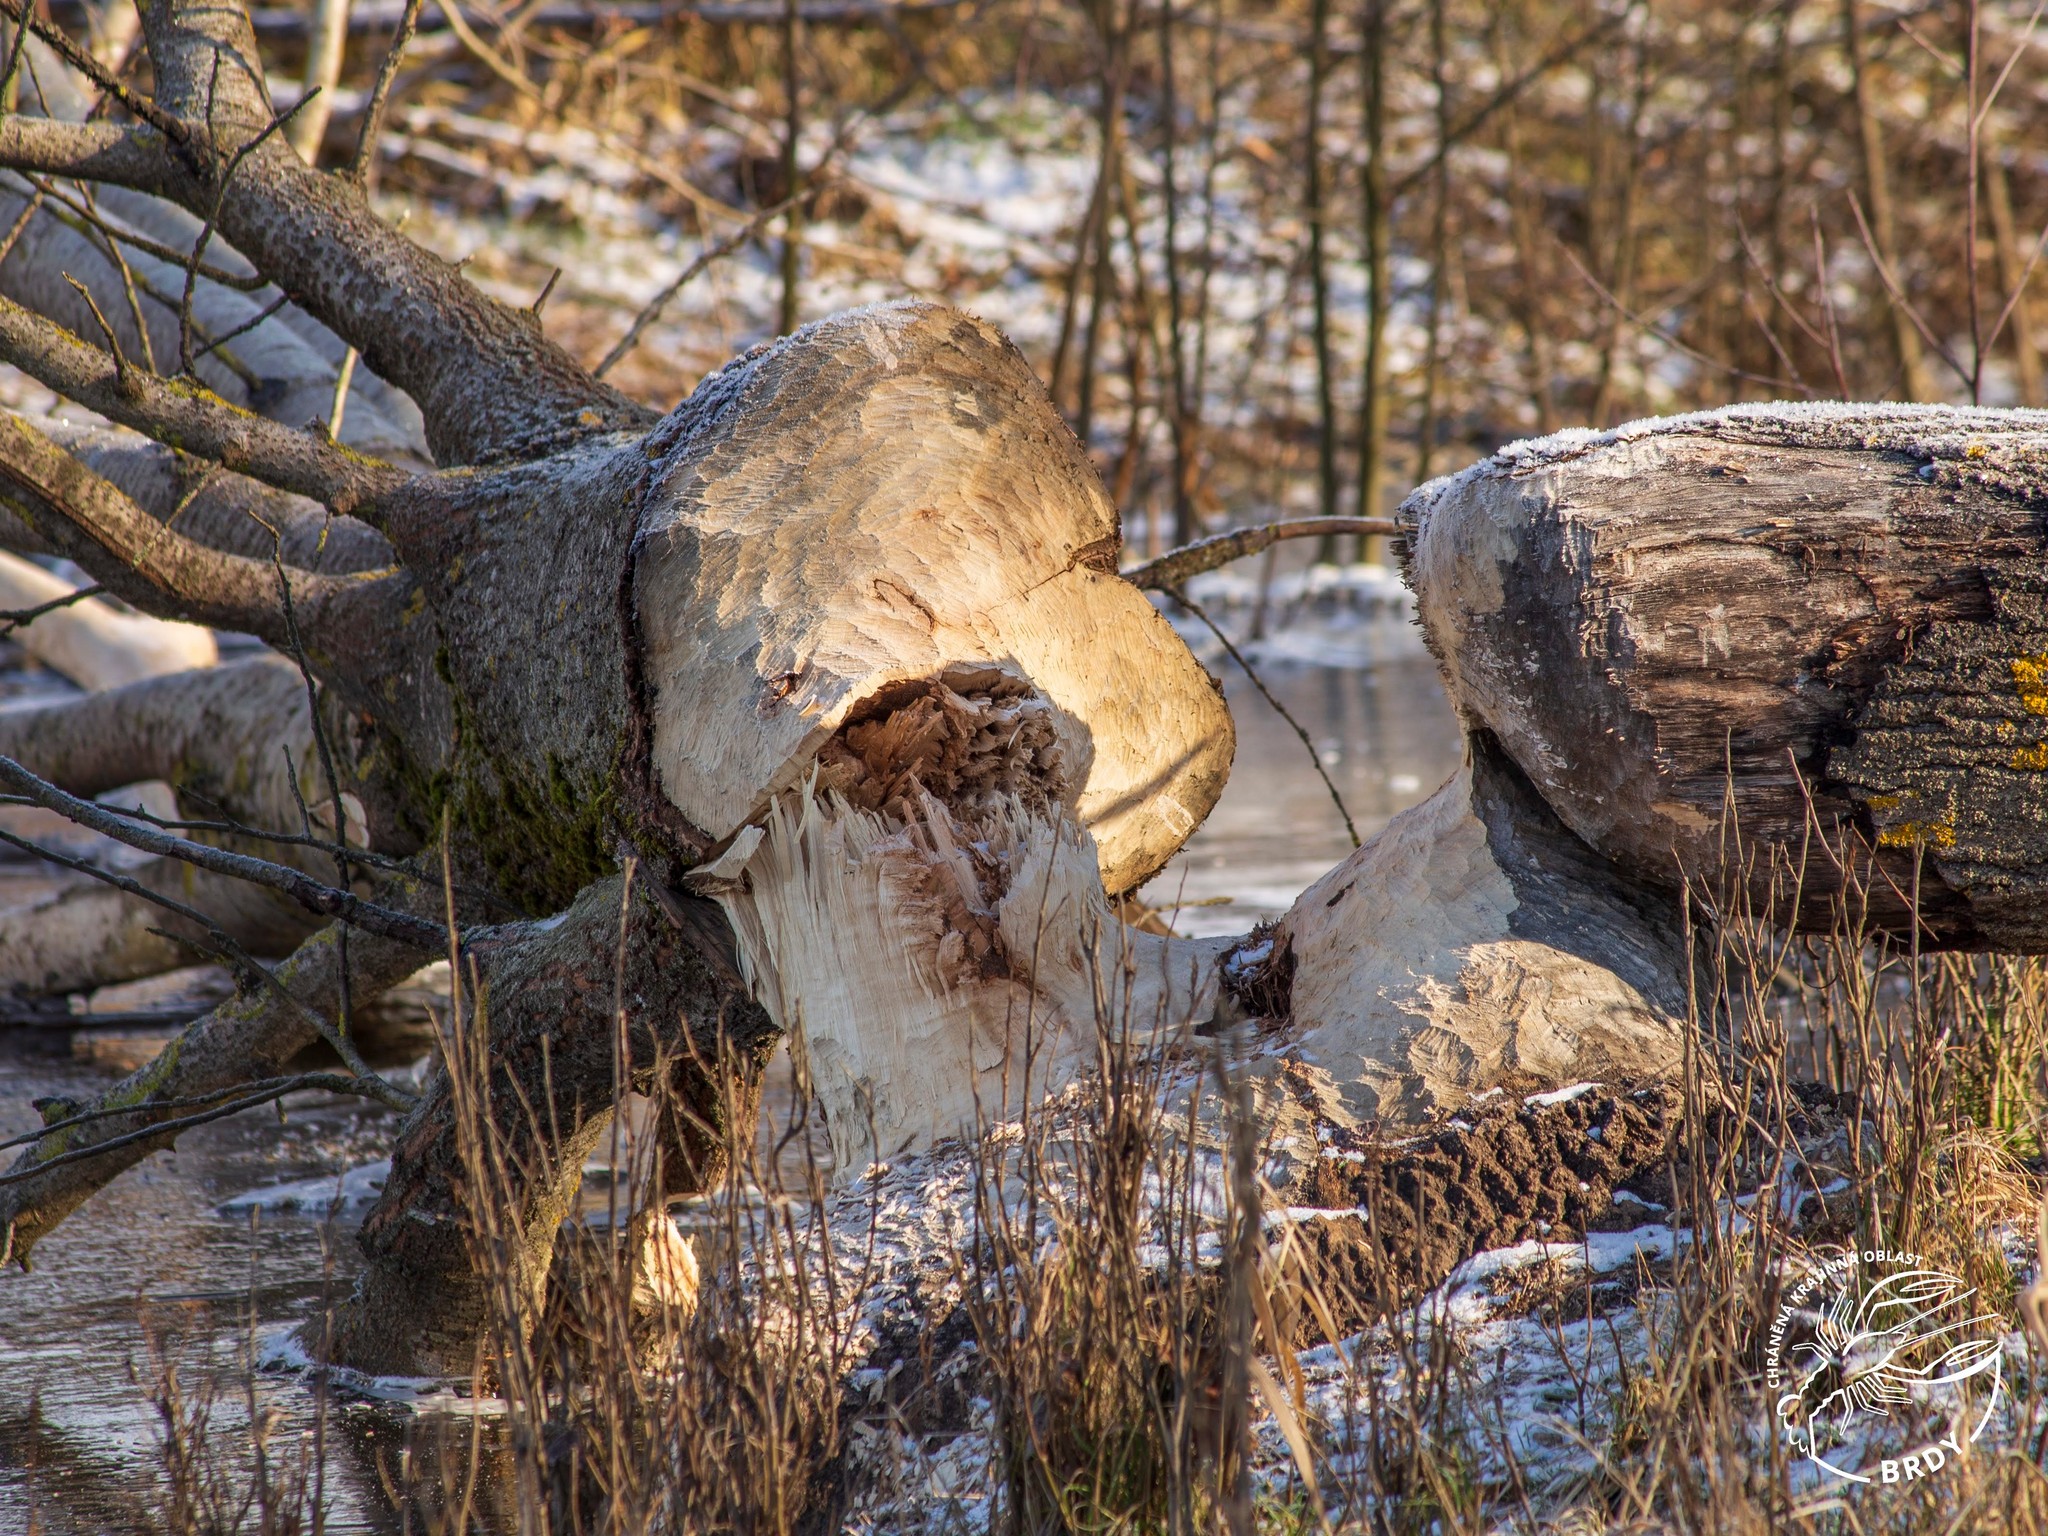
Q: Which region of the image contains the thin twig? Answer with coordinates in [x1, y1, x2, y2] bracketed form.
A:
[190, 291, 293, 365]
[1986, 213, 2048, 359]
[350, 0, 430, 184]
[0, 0, 32, 107]
[0, 756, 445, 951]
[15, 174, 272, 291]
[0, 820, 410, 1106]
[0, 1078, 402, 1187]
[2, 1073, 395, 1154]
[0, 186, 44, 269]
[74, 184, 159, 375]
[1124, 516, 1397, 591]
[266, 535, 367, 1048]
[1165, 584, 1357, 848]
[1846, 190, 1971, 390]
[0, 0, 187, 143]
[328, 347, 357, 439]
[62, 272, 128, 381]
[1560, 246, 1804, 393]
[1810, 211, 1851, 400]
[596, 190, 805, 377]
[180, 94, 317, 378]
[0, 789, 521, 913]
[0, 583, 104, 638]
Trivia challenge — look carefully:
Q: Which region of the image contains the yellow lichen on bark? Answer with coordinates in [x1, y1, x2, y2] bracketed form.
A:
[2013, 653, 2048, 715]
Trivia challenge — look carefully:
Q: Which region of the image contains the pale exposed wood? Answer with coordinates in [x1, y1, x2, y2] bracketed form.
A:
[0, 549, 215, 688]
[0, 880, 189, 997]
[635, 301, 1235, 898]
[691, 782, 1227, 1173]
[1265, 738, 1690, 1126]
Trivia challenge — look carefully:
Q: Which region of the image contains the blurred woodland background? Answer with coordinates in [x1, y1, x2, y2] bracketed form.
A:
[31, 0, 2043, 559]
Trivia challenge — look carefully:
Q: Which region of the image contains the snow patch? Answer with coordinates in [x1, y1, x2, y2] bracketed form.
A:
[217, 1159, 390, 1215]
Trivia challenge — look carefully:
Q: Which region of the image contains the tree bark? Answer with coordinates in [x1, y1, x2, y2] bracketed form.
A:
[327, 875, 775, 1378]
[1403, 405, 2048, 947]
[12, 0, 2048, 1386]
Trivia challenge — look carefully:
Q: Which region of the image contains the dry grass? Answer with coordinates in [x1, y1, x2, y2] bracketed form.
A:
[38, 830, 2048, 1533]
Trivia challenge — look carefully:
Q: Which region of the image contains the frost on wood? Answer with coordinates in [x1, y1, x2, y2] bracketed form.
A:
[1404, 403, 2048, 948]
[631, 301, 1235, 897]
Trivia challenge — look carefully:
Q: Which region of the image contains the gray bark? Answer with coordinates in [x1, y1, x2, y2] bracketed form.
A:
[1403, 405, 2048, 947]
[328, 875, 775, 1378]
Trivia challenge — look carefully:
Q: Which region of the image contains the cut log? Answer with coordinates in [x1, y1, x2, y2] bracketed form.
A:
[1403, 403, 2048, 948]
[630, 302, 1235, 897]
[0, 549, 216, 689]
[627, 302, 1234, 1167]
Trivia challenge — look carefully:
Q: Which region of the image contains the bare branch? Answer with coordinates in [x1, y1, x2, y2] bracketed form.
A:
[1846, 191, 1972, 392]
[0, 580, 103, 637]
[0, 0, 189, 143]
[0, 916, 429, 1264]
[4, 2, 646, 464]
[1123, 516, 1396, 591]
[0, 819, 409, 1104]
[1164, 582, 1359, 848]
[0, 752, 448, 951]
[0, 292, 408, 514]
[1, 788, 519, 911]
[0, 1074, 399, 1174]
[179, 90, 316, 375]
[14, 173, 269, 290]
[0, 410, 366, 637]
[0, 117, 174, 190]
[597, 190, 802, 377]
[349, 0, 428, 185]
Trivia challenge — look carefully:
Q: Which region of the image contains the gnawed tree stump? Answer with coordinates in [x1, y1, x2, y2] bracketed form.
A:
[1252, 734, 1690, 1127]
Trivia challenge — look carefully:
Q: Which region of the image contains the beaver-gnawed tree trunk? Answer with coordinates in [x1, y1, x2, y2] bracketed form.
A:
[2, 3, 2047, 1379]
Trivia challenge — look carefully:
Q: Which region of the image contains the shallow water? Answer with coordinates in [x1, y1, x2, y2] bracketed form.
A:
[1142, 630, 1464, 938]
[0, 636, 1461, 1531]
[0, 1049, 414, 1532]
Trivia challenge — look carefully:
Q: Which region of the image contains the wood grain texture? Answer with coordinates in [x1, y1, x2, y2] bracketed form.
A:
[1405, 404, 2048, 945]
[632, 301, 1234, 897]
[1268, 733, 1690, 1125]
[691, 783, 1228, 1174]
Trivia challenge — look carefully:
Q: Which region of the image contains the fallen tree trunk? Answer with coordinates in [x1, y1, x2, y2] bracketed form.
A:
[1403, 405, 2048, 947]
[5, 0, 2048, 1385]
